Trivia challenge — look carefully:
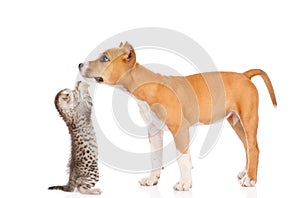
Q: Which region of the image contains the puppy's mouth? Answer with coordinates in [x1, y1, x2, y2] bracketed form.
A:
[94, 77, 103, 83]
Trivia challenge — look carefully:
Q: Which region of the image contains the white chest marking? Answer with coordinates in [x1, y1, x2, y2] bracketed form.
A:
[115, 85, 167, 130]
[136, 99, 167, 130]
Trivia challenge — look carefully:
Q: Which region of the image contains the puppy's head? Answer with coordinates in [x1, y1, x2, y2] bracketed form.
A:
[79, 42, 136, 85]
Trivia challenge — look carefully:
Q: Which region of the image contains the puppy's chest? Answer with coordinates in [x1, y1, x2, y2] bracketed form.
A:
[136, 99, 167, 130]
[116, 85, 167, 130]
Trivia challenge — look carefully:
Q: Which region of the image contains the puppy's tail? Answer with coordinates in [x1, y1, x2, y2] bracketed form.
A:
[243, 69, 277, 107]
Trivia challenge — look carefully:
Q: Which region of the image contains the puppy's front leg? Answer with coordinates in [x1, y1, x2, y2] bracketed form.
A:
[173, 152, 192, 191]
[171, 122, 193, 191]
[139, 124, 163, 186]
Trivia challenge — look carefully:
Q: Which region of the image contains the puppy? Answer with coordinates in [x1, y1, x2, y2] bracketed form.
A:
[79, 42, 276, 190]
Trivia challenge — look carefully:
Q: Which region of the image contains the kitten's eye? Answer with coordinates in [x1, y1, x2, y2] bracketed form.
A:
[62, 93, 70, 100]
[100, 55, 110, 62]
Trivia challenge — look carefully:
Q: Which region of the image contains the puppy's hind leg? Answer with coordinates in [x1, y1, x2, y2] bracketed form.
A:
[240, 113, 259, 187]
[234, 96, 259, 187]
[139, 124, 164, 186]
[227, 112, 248, 180]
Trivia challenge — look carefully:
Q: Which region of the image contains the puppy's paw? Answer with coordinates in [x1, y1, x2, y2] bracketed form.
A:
[139, 175, 159, 186]
[240, 175, 256, 187]
[173, 180, 192, 191]
[237, 170, 247, 180]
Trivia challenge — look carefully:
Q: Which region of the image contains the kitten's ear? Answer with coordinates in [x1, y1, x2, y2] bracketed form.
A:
[119, 42, 124, 48]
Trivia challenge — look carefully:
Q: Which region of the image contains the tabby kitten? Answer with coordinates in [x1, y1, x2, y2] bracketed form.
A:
[49, 81, 101, 195]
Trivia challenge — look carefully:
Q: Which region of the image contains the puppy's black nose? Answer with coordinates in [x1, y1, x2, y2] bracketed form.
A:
[78, 63, 84, 70]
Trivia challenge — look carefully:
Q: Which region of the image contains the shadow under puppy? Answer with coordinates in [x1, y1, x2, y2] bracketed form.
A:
[48, 81, 101, 195]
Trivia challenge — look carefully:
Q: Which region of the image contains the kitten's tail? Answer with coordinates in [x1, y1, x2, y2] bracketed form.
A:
[48, 185, 74, 192]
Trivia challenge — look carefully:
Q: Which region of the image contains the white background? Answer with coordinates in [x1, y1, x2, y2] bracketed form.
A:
[0, 0, 299, 197]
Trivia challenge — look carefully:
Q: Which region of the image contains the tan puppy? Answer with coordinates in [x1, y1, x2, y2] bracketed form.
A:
[79, 42, 277, 190]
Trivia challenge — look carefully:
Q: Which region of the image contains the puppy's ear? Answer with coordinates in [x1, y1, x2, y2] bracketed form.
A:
[122, 42, 135, 62]
[119, 42, 124, 48]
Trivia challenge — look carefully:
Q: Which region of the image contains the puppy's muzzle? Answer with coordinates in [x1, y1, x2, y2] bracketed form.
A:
[78, 63, 103, 83]
[94, 77, 103, 82]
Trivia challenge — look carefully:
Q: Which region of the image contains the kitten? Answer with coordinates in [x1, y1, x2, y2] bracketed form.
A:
[49, 81, 101, 195]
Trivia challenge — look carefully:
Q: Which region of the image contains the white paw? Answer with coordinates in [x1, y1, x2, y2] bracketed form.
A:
[173, 180, 192, 191]
[77, 187, 102, 195]
[239, 175, 256, 187]
[237, 170, 246, 180]
[139, 175, 159, 186]
[91, 188, 102, 195]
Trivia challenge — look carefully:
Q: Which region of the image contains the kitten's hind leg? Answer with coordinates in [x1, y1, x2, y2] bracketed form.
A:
[76, 177, 102, 195]
[48, 168, 76, 192]
[49, 160, 77, 192]
[77, 186, 102, 195]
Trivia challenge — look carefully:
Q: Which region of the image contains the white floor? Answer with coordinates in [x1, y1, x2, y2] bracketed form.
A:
[5, 110, 299, 198]
[1, 1, 300, 197]
[8, 127, 300, 198]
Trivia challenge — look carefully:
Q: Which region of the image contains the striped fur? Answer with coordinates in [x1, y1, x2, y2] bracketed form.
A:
[49, 81, 101, 194]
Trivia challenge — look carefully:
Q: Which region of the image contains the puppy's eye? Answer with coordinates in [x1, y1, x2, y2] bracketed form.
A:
[100, 55, 110, 62]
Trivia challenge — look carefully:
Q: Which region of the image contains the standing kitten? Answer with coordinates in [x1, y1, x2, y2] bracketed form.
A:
[49, 81, 101, 195]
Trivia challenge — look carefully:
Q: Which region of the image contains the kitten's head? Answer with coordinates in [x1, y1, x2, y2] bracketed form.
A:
[55, 81, 92, 125]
